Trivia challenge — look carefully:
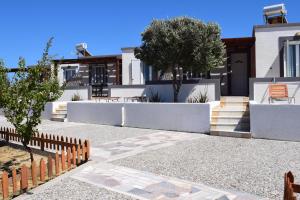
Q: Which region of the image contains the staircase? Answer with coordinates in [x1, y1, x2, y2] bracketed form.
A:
[210, 96, 251, 138]
[50, 103, 67, 122]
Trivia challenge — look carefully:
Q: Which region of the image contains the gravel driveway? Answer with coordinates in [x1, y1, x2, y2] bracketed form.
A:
[0, 116, 156, 147]
[112, 136, 300, 200]
[2, 116, 300, 199]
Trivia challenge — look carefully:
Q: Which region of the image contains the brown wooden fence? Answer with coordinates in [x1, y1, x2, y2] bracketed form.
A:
[0, 127, 90, 199]
[284, 171, 300, 200]
[0, 127, 90, 155]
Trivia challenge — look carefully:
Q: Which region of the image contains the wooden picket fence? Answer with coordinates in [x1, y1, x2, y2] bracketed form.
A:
[0, 127, 90, 199]
[0, 127, 90, 153]
[284, 171, 300, 200]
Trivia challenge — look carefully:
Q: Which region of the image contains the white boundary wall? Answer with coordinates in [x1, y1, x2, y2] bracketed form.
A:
[253, 81, 300, 104]
[250, 102, 300, 141]
[124, 103, 210, 133]
[41, 102, 66, 120]
[110, 87, 146, 98]
[58, 87, 91, 101]
[146, 84, 216, 102]
[109, 83, 217, 102]
[67, 102, 123, 126]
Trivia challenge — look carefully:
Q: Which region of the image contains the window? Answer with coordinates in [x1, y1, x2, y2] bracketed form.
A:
[64, 68, 77, 82]
[285, 40, 300, 77]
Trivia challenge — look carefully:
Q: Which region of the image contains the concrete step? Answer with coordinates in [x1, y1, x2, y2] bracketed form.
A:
[210, 122, 250, 132]
[213, 106, 249, 111]
[211, 116, 249, 124]
[50, 117, 67, 122]
[220, 102, 249, 107]
[52, 113, 67, 118]
[210, 130, 251, 139]
[212, 110, 249, 117]
[55, 109, 67, 114]
[220, 96, 249, 102]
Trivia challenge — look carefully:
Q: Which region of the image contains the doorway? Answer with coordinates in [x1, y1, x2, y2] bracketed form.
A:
[229, 53, 248, 96]
[90, 64, 108, 97]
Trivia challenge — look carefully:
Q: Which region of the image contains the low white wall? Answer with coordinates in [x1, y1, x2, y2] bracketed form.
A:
[124, 103, 210, 133]
[41, 103, 53, 120]
[109, 83, 217, 102]
[67, 102, 123, 126]
[110, 87, 146, 98]
[253, 82, 300, 104]
[250, 102, 300, 142]
[41, 102, 65, 120]
[58, 87, 91, 101]
[145, 83, 216, 102]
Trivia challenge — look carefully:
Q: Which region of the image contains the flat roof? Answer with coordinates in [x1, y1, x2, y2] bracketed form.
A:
[121, 47, 136, 51]
[53, 54, 121, 61]
[53, 54, 122, 64]
[253, 22, 300, 30]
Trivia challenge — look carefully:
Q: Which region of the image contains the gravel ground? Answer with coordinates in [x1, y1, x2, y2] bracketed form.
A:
[17, 177, 137, 200]
[0, 116, 156, 147]
[112, 136, 300, 200]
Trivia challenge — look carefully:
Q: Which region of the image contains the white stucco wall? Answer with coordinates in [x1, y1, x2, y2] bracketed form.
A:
[109, 83, 217, 102]
[58, 87, 91, 101]
[250, 102, 300, 141]
[146, 83, 216, 102]
[41, 102, 65, 120]
[67, 102, 123, 126]
[253, 81, 300, 104]
[124, 103, 210, 133]
[122, 48, 137, 85]
[110, 87, 146, 97]
[254, 25, 300, 77]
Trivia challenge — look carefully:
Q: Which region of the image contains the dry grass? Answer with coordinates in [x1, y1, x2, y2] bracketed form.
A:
[0, 141, 48, 176]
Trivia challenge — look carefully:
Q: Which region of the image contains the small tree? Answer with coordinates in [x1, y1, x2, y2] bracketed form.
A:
[135, 17, 226, 102]
[0, 38, 63, 161]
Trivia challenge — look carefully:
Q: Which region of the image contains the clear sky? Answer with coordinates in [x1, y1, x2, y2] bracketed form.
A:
[0, 0, 299, 67]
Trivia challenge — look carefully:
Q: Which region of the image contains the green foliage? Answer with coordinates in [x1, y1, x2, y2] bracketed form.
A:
[135, 17, 225, 102]
[187, 91, 209, 103]
[71, 93, 81, 101]
[0, 38, 63, 160]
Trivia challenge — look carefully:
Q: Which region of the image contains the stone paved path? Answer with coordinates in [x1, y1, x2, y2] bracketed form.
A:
[71, 132, 262, 200]
[91, 131, 201, 162]
[72, 163, 259, 200]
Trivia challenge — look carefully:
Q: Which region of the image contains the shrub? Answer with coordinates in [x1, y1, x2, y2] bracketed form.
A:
[187, 91, 209, 103]
[71, 93, 81, 101]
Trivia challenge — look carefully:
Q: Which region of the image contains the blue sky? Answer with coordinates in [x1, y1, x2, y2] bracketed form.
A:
[0, 0, 299, 67]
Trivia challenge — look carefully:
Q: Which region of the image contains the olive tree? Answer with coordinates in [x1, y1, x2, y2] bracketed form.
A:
[0, 38, 63, 161]
[135, 17, 225, 102]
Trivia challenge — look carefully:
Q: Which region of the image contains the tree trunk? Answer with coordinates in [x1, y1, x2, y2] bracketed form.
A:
[23, 142, 34, 162]
[172, 66, 182, 102]
[26, 146, 34, 162]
